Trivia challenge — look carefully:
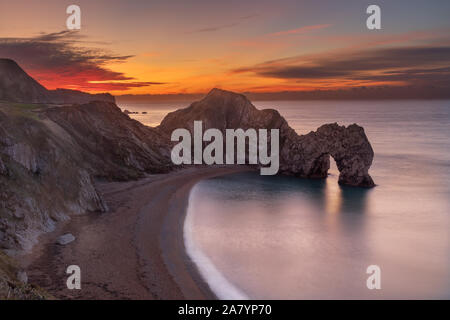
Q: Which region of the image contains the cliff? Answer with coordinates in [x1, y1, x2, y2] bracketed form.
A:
[0, 100, 172, 252]
[159, 88, 375, 187]
[0, 59, 50, 103]
[43, 101, 172, 180]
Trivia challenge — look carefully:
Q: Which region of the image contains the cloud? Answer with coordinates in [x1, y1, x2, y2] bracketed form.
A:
[230, 23, 331, 50]
[268, 24, 331, 37]
[239, 14, 259, 20]
[232, 45, 450, 87]
[0, 31, 163, 91]
[79, 81, 166, 91]
[187, 23, 238, 34]
[186, 13, 257, 34]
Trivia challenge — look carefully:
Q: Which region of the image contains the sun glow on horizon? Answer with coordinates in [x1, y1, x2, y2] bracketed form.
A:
[1, 0, 449, 96]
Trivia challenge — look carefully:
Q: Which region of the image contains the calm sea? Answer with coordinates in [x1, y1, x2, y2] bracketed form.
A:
[120, 99, 450, 299]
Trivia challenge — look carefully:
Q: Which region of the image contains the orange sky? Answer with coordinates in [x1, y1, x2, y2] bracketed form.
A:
[1, 0, 449, 95]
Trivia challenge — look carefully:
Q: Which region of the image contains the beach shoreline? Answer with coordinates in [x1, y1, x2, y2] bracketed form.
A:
[20, 166, 252, 300]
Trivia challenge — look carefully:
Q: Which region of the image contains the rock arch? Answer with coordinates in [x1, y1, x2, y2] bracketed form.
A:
[280, 123, 375, 187]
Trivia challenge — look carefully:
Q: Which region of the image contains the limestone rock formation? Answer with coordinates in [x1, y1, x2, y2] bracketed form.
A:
[0, 106, 107, 252]
[43, 101, 173, 180]
[159, 88, 375, 187]
[280, 123, 375, 187]
[0, 59, 50, 103]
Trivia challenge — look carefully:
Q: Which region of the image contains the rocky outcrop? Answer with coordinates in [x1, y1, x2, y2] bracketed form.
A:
[280, 123, 374, 187]
[43, 101, 172, 180]
[0, 59, 50, 103]
[159, 88, 375, 187]
[49, 88, 115, 105]
[0, 59, 114, 104]
[0, 156, 6, 175]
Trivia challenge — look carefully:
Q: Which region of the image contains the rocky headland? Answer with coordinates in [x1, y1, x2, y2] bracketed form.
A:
[159, 88, 375, 187]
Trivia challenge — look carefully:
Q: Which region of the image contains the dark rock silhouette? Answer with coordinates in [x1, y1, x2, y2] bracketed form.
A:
[159, 88, 375, 187]
[284, 123, 374, 187]
[0, 59, 50, 103]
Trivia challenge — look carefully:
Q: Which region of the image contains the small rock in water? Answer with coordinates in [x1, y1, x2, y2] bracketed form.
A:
[57, 233, 76, 245]
[17, 270, 28, 284]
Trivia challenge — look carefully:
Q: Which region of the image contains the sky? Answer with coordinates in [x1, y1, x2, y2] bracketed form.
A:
[0, 0, 449, 96]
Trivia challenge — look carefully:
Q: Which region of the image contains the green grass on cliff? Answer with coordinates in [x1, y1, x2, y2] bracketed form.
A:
[0, 102, 47, 120]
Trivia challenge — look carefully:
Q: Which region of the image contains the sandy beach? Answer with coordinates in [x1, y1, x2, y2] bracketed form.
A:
[20, 166, 252, 300]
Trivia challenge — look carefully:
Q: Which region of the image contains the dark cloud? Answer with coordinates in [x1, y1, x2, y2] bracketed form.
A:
[239, 14, 260, 20]
[353, 66, 450, 87]
[0, 31, 164, 91]
[186, 13, 257, 34]
[186, 23, 238, 34]
[233, 46, 450, 87]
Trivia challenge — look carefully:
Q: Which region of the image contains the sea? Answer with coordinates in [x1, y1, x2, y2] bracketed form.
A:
[118, 99, 450, 299]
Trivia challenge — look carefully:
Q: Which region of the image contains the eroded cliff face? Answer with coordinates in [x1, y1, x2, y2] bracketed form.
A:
[0, 101, 172, 252]
[159, 88, 375, 187]
[0, 107, 106, 252]
[43, 101, 172, 180]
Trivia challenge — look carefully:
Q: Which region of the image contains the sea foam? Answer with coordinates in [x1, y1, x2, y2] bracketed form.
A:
[183, 191, 249, 300]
